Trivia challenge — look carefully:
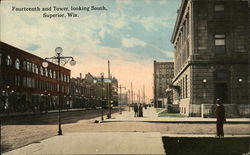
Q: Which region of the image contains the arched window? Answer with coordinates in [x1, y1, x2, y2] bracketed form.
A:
[40, 66, 43, 75]
[15, 58, 20, 70]
[6, 55, 12, 66]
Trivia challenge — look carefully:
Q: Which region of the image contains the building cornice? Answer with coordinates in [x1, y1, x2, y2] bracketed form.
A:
[171, 0, 188, 43]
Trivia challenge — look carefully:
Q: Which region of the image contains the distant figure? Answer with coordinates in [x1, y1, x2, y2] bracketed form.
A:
[138, 104, 143, 117]
[215, 99, 226, 137]
[134, 104, 138, 117]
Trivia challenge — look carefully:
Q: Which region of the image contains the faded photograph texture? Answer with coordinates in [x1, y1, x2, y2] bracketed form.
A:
[0, 0, 249, 155]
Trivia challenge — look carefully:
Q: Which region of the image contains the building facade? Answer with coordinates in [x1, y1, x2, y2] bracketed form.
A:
[171, 0, 249, 117]
[70, 72, 119, 108]
[0, 42, 71, 114]
[153, 61, 174, 108]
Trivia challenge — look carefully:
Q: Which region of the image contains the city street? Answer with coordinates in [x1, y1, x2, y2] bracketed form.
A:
[1, 107, 249, 154]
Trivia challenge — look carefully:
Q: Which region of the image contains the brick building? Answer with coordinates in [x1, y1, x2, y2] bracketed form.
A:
[0, 42, 71, 113]
[171, 0, 249, 117]
[70, 72, 119, 108]
[153, 61, 174, 108]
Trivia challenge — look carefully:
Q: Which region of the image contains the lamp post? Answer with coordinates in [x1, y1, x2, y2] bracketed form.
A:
[100, 73, 104, 121]
[238, 78, 243, 100]
[203, 79, 207, 99]
[42, 47, 76, 135]
[119, 85, 126, 114]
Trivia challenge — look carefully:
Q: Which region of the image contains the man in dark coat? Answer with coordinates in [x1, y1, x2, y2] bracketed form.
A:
[134, 104, 138, 117]
[138, 104, 143, 117]
[215, 99, 226, 137]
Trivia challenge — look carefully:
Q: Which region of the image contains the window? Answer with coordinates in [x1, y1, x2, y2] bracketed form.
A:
[35, 65, 39, 74]
[61, 74, 63, 81]
[6, 55, 12, 66]
[32, 78, 35, 88]
[185, 75, 188, 98]
[159, 87, 162, 95]
[23, 76, 27, 87]
[53, 71, 56, 79]
[215, 70, 228, 81]
[27, 62, 30, 71]
[214, 34, 225, 53]
[214, 4, 224, 18]
[27, 77, 32, 88]
[32, 63, 35, 73]
[23, 61, 26, 70]
[15, 58, 20, 70]
[40, 66, 44, 76]
[67, 75, 70, 83]
[64, 75, 66, 82]
[49, 70, 52, 78]
[45, 68, 48, 77]
[15, 75, 21, 86]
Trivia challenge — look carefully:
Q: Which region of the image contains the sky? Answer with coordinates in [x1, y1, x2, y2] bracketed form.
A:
[1, 0, 181, 101]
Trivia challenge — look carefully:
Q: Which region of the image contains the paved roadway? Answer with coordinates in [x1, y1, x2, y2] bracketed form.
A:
[1, 107, 249, 154]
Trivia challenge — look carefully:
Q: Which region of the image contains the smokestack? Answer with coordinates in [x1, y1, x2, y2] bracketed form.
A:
[80, 73, 82, 79]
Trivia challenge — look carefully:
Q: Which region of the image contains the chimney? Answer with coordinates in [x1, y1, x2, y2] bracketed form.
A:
[80, 73, 82, 79]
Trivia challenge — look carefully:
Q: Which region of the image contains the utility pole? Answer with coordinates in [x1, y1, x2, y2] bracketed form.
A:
[134, 92, 136, 103]
[131, 82, 133, 111]
[128, 89, 130, 112]
[138, 89, 140, 104]
[143, 85, 145, 105]
[107, 60, 111, 119]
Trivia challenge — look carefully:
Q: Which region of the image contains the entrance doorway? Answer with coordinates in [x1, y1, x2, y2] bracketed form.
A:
[214, 83, 229, 104]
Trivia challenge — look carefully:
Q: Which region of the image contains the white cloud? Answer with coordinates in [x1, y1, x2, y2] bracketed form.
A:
[134, 16, 174, 31]
[122, 38, 146, 48]
[0, 0, 178, 99]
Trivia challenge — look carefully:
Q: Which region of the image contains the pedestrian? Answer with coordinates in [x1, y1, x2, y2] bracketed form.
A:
[138, 104, 143, 117]
[134, 103, 138, 117]
[215, 99, 226, 137]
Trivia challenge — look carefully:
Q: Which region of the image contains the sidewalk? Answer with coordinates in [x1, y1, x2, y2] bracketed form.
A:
[107, 107, 250, 123]
[3, 132, 165, 155]
[0, 107, 106, 117]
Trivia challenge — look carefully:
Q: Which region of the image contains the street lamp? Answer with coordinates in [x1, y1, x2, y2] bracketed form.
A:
[100, 72, 104, 121]
[203, 79, 207, 100]
[203, 79, 207, 87]
[238, 78, 243, 100]
[119, 85, 126, 114]
[238, 78, 243, 84]
[42, 47, 76, 135]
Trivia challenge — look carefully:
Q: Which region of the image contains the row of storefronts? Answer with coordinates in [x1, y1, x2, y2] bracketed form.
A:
[0, 42, 118, 114]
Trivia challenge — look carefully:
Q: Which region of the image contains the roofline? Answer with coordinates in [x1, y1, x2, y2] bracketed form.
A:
[0, 41, 71, 71]
[171, 0, 188, 43]
[154, 60, 174, 63]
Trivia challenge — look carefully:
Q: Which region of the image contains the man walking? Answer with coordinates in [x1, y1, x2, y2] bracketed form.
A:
[134, 103, 138, 117]
[215, 99, 226, 137]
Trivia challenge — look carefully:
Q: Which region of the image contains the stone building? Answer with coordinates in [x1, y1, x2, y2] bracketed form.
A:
[171, 0, 249, 117]
[0, 42, 71, 113]
[153, 61, 174, 108]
